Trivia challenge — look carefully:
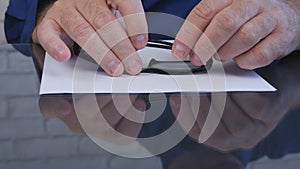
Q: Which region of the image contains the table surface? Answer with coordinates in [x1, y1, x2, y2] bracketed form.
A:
[0, 44, 300, 169]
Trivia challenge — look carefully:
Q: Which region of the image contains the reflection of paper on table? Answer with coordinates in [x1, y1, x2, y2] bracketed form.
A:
[40, 47, 276, 95]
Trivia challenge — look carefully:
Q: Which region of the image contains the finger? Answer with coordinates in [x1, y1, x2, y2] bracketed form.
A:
[76, 1, 142, 75]
[39, 96, 73, 118]
[199, 99, 237, 151]
[190, 51, 203, 66]
[204, 121, 236, 151]
[116, 97, 146, 138]
[195, 95, 211, 130]
[96, 94, 116, 109]
[113, 0, 148, 49]
[230, 93, 284, 124]
[170, 94, 199, 134]
[97, 94, 138, 109]
[193, 1, 261, 64]
[39, 96, 84, 133]
[172, 0, 232, 60]
[118, 96, 146, 123]
[221, 96, 255, 139]
[36, 19, 71, 62]
[218, 13, 276, 61]
[234, 33, 284, 69]
[230, 93, 265, 120]
[52, 2, 124, 76]
[98, 94, 138, 127]
[100, 98, 124, 128]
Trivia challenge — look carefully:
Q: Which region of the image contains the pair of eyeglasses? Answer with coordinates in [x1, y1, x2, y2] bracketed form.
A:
[73, 40, 212, 75]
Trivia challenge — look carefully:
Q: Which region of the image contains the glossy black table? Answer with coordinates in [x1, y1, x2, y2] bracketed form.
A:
[0, 44, 300, 169]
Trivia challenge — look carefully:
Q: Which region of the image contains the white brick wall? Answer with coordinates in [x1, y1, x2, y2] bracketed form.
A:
[8, 96, 42, 118]
[14, 137, 80, 159]
[0, 99, 7, 118]
[45, 157, 107, 169]
[78, 137, 108, 156]
[0, 160, 44, 169]
[0, 46, 110, 168]
[0, 119, 44, 139]
[45, 118, 73, 136]
[0, 140, 14, 160]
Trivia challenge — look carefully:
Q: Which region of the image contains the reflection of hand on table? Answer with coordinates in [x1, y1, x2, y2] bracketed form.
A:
[169, 52, 300, 151]
[169, 92, 291, 151]
[39, 95, 84, 133]
[39, 94, 146, 145]
[32, 0, 148, 76]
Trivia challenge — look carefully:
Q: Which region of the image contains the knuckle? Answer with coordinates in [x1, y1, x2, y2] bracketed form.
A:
[253, 49, 272, 66]
[216, 12, 237, 33]
[52, 1, 62, 9]
[238, 25, 258, 45]
[235, 57, 253, 70]
[93, 9, 115, 29]
[47, 1, 63, 17]
[250, 109, 264, 120]
[36, 23, 45, 37]
[115, 0, 130, 9]
[70, 22, 91, 38]
[44, 36, 57, 47]
[218, 139, 235, 152]
[193, 1, 213, 20]
[230, 124, 250, 138]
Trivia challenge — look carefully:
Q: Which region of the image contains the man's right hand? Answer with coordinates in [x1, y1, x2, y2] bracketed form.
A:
[32, 0, 148, 76]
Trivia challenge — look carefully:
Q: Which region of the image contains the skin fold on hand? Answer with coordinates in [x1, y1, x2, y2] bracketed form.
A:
[172, 0, 300, 70]
[32, 0, 148, 76]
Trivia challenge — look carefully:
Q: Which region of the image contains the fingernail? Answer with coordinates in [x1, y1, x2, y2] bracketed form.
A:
[57, 100, 72, 115]
[108, 60, 124, 76]
[126, 59, 142, 75]
[191, 53, 203, 66]
[133, 35, 146, 49]
[173, 44, 188, 59]
[56, 47, 69, 61]
[135, 99, 146, 112]
[170, 95, 181, 110]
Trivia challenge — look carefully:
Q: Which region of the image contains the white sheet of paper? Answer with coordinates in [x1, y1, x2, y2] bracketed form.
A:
[40, 47, 276, 95]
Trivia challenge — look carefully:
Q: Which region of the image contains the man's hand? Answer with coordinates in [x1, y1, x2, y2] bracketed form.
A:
[39, 94, 146, 145]
[168, 51, 300, 151]
[169, 92, 291, 151]
[172, 0, 300, 69]
[32, 0, 148, 76]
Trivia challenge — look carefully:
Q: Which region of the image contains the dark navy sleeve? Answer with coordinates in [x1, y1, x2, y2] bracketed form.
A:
[5, 0, 38, 56]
